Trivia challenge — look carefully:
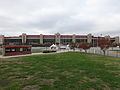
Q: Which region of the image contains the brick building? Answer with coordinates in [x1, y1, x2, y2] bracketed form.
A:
[0, 33, 119, 46]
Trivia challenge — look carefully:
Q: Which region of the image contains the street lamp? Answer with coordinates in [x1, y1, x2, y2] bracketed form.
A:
[116, 46, 119, 57]
[97, 34, 102, 47]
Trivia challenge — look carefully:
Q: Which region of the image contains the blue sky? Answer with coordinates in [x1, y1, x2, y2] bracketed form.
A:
[0, 0, 120, 36]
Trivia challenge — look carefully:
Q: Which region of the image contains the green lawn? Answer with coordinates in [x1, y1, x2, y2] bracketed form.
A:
[109, 50, 120, 51]
[0, 51, 2, 55]
[0, 52, 120, 90]
[32, 51, 42, 53]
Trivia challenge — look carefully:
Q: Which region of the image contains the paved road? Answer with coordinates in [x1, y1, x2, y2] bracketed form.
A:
[0, 47, 120, 58]
[0, 50, 68, 59]
[32, 47, 49, 51]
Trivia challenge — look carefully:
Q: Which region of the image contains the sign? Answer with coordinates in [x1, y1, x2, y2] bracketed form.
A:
[3, 45, 32, 56]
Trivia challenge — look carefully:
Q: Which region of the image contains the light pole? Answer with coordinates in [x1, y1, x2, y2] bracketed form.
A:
[97, 34, 102, 47]
[116, 46, 119, 57]
[97, 34, 102, 54]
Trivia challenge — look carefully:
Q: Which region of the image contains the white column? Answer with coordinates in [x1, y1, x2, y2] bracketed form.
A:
[22, 33, 27, 44]
[55, 33, 61, 44]
[0, 35, 4, 45]
[72, 34, 76, 43]
[115, 36, 119, 44]
[87, 34, 92, 43]
[40, 34, 43, 44]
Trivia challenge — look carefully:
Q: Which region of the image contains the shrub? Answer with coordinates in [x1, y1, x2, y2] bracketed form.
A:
[79, 42, 91, 53]
[42, 50, 57, 53]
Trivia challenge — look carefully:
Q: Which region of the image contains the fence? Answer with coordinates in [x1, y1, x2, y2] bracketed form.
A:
[69, 47, 120, 58]
[86, 47, 120, 58]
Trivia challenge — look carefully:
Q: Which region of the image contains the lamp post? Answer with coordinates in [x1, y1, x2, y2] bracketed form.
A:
[97, 34, 102, 47]
[97, 34, 102, 54]
[116, 46, 119, 57]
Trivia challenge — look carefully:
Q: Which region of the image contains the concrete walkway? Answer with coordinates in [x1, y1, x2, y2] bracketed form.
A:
[0, 50, 68, 59]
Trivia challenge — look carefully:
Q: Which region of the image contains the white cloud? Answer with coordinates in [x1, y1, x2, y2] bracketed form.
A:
[0, 0, 120, 36]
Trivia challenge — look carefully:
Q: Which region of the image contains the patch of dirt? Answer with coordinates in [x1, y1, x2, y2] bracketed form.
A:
[107, 70, 120, 73]
[83, 77, 100, 83]
[16, 75, 59, 86]
[0, 60, 24, 65]
[61, 71, 74, 78]
[12, 67, 22, 71]
[22, 85, 38, 90]
[79, 77, 101, 85]
[98, 83, 111, 90]
[88, 88, 95, 90]
[105, 62, 120, 66]
[116, 88, 120, 90]
[71, 69, 85, 73]
[39, 77, 59, 86]
[8, 76, 17, 80]
[0, 87, 4, 90]
[0, 67, 10, 71]
[16, 75, 34, 82]
[79, 77, 111, 90]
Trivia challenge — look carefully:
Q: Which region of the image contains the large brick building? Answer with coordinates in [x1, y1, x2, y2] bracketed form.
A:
[0, 33, 119, 46]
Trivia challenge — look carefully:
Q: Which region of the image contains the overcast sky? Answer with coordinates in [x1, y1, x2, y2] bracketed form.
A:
[0, 0, 120, 36]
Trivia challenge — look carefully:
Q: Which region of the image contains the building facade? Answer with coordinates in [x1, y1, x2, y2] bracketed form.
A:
[0, 33, 119, 46]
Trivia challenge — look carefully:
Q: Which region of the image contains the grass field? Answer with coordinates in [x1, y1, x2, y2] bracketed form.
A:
[0, 52, 120, 90]
[109, 50, 120, 51]
[0, 51, 2, 55]
[32, 51, 42, 53]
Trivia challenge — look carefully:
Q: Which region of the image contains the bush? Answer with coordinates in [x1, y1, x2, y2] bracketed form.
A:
[42, 50, 57, 53]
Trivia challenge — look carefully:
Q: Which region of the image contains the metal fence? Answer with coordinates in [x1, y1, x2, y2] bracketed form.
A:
[69, 47, 120, 58]
[86, 47, 120, 58]
[88, 49, 120, 58]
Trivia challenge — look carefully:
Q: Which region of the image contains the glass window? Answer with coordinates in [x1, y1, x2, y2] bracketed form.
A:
[11, 49, 15, 52]
[5, 48, 11, 52]
[20, 48, 23, 52]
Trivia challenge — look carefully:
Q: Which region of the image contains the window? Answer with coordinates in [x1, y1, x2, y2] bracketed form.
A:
[5, 48, 11, 52]
[20, 48, 23, 52]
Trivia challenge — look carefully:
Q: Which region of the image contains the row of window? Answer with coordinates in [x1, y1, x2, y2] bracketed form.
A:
[5, 47, 31, 53]
[5, 39, 112, 45]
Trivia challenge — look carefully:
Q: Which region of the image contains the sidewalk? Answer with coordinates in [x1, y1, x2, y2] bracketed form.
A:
[0, 50, 68, 59]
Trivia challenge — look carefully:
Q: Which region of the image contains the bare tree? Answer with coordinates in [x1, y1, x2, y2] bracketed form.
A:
[111, 42, 117, 50]
[69, 42, 77, 51]
[98, 38, 111, 55]
[44, 43, 51, 50]
[117, 43, 120, 47]
[79, 42, 91, 53]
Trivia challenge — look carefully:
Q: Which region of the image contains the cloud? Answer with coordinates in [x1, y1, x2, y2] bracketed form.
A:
[0, 0, 120, 36]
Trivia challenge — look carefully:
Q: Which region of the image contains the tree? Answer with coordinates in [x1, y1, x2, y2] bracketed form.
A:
[110, 42, 117, 50]
[69, 42, 77, 51]
[117, 43, 120, 47]
[44, 43, 51, 50]
[79, 42, 91, 53]
[56, 42, 59, 46]
[98, 38, 111, 55]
